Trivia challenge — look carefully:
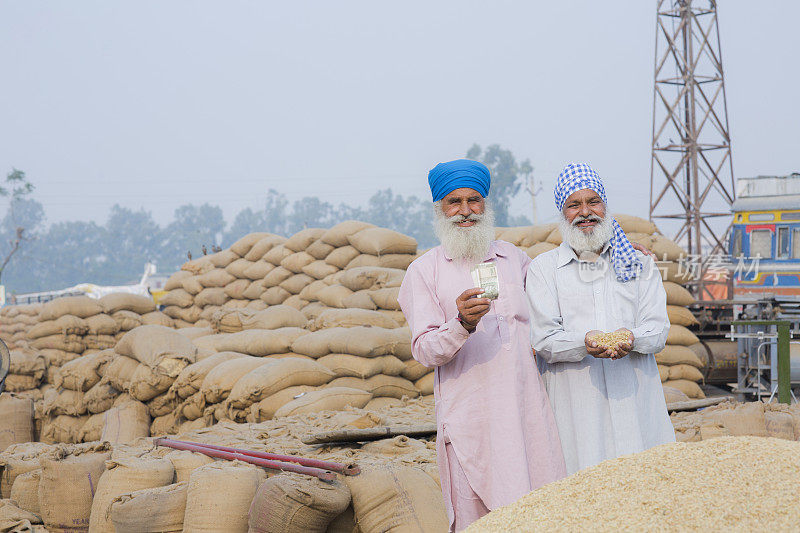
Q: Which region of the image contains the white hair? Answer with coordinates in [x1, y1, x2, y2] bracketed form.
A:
[559, 209, 614, 255]
[433, 201, 495, 264]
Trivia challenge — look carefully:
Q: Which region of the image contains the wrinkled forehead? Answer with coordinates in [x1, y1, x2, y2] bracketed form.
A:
[564, 187, 604, 206]
[440, 187, 484, 202]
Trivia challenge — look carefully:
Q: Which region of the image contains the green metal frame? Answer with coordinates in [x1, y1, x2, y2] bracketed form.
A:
[732, 320, 792, 404]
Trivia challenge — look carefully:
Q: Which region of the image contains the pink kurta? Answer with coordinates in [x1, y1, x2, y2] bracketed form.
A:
[398, 241, 566, 528]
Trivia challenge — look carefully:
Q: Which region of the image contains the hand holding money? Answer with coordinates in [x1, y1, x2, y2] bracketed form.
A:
[471, 262, 499, 300]
[456, 288, 491, 332]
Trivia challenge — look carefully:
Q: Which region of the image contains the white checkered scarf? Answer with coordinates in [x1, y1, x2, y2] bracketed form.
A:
[554, 163, 642, 282]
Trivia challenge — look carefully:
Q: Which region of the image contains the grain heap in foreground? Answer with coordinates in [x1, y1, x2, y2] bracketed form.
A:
[467, 436, 800, 532]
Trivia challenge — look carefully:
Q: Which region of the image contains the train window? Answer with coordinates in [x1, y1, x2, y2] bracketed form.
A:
[732, 228, 742, 257]
[749, 229, 772, 259]
[777, 227, 790, 258]
[782, 212, 800, 221]
[793, 229, 800, 259]
[749, 213, 775, 222]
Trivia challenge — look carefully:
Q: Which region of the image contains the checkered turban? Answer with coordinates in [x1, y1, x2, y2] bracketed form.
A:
[555, 163, 642, 282]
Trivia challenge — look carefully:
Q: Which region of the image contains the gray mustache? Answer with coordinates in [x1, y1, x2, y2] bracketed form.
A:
[572, 215, 601, 226]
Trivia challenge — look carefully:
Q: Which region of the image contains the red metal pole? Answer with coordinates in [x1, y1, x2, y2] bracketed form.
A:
[153, 438, 337, 481]
[162, 439, 360, 476]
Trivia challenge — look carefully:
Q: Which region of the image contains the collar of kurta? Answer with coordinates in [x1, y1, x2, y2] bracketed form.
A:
[556, 240, 612, 268]
[441, 240, 508, 262]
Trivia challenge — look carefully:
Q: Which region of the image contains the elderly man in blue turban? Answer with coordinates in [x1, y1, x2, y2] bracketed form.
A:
[398, 159, 567, 532]
[526, 163, 674, 476]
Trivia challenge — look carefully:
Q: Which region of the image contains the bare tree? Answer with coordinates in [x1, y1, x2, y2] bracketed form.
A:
[0, 169, 36, 284]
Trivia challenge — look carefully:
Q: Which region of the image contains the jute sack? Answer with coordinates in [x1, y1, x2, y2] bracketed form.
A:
[525, 242, 558, 259]
[181, 257, 214, 275]
[368, 287, 401, 311]
[284, 228, 326, 253]
[352, 253, 416, 270]
[0, 442, 53, 497]
[88, 456, 174, 533]
[85, 314, 120, 335]
[30, 334, 85, 353]
[613, 214, 658, 235]
[103, 356, 139, 392]
[701, 402, 766, 436]
[306, 239, 335, 260]
[650, 235, 687, 261]
[243, 235, 285, 262]
[101, 401, 150, 445]
[194, 288, 229, 307]
[345, 465, 448, 533]
[178, 391, 205, 420]
[28, 315, 88, 339]
[115, 325, 197, 369]
[170, 351, 247, 399]
[164, 270, 192, 291]
[666, 324, 700, 346]
[183, 461, 266, 533]
[242, 260, 274, 281]
[225, 258, 253, 278]
[339, 267, 405, 292]
[329, 326, 402, 357]
[128, 363, 178, 402]
[140, 311, 174, 327]
[316, 285, 355, 309]
[0, 395, 34, 452]
[263, 244, 293, 266]
[147, 391, 179, 417]
[40, 415, 88, 444]
[242, 280, 267, 300]
[0, 499, 44, 531]
[663, 281, 696, 306]
[10, 468, 40, 516]
[655, 345, 704, 368]
[181, 275, 205, 295]
[281, 252, 315, 274]
[3, 374, 40, 392]
[248, 475, 351, 533]
[150, 411, 181, 437]
[662, 379, 705, 399]
[496, 226, 536, 247]
[78, 413, 105, 442]
[274, 387, 372, 417]
[39, 296, 104, 321]
[226, 358, 335, 409]
[201, 357, 272, 404]
[224, 279, 251, 299]
[311, 308, 399, 331]
[241, 306, 307, 330]
[302, 260, 339, 280]
[84, 334, 117, 351]
[347, 228, 416, 256]
[246, 385, 317, 422]
[667, 364, 704, 382]
[318, 354, 405, 379]
[415, 373, 434, 395]
[327, 375, 419, 400]
[662, 386, 690, 404]
[99, 293, 156, 315]
[659, 261, 694, 285]
[522, 223, 558, 247]
[321, 221, 375, 247]
[280, 273, 314, 295]
[197, 268, 236, 289]
[9, 351, 45, 379]
[215, 327, 308, 357]
[324, 246, 360, 270]
[164, 451, 215, 483]
[263, 266, 293, 287]
[261, 286, 291, 305]
[401, 359, 430, 381]
[38, 443, 112, 533]
[361, 435, 428, 457]
[159, 289, 194, 308]
[657, 364, 668, 382]
[42, 389, 86, 417]
[110, 482, 187, 533]
[231, 232, 274, 256]
[56, 350, 114, 392]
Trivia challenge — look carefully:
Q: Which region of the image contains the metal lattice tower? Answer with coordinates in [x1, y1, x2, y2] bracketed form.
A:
[650, 0, 735, 261]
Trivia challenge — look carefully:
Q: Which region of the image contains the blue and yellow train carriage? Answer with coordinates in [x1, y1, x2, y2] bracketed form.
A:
[729, 180, 800, 296]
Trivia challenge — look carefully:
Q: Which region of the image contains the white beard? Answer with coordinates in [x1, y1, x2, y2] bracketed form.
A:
[559, 212, 614, 255]
[433, 203, 495, 264]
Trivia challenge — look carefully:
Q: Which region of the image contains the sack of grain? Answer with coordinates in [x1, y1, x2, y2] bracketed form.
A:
[0, 499, 42, 531]
[29, 315, 88, 338]
[318, 354, 405, 379]
[170, 351, 247, 399]
[248, 475, 351, 533]
[77, 412, 104, 442]
[658, 261, 694, 285]
[666, 324, 700, 346]
[361, 435, 428, 456]
[281, 251, 315, 274]
[140, 311, 174, 327]
[310, 308, 398, 331]
[655, 345, 704, 368]
[150, 411, 182, 437]
[657, 365, 668, 382]
[368, 287, 401, 310]
[667, 364, 704, 382]
[39, 349, 80, 368]
[89, 456, 175, 533]
[83, 313, 120, 336]
[328, 375, 419, 399]
[207, 250, 239, 269]
[662, 379, 705, 399]
[284, 228, 326, 253]
[246, 385, 317, 422]
[115, 325, 197, 370]
[274, 387, 372, 417]
[701, 401, 766, 436]
[263, 244, 293, 266]
[242, 260, 274, 281]
[649, 235, 687, 262]
[243, 235, 285, 262]
[2, 374, 40, 392]
[42, 388, 86, 417]
[9, 467, 40, 516]
[197, 269, 236, 289]
[0, 395, 34, 452]
[30, 334, 86, 353]
[306, 239, 335, 260]
[38, 443, 112, 532]
[302, 260, 339, 280]
[347, 228, 416, 256]
[666, 305, 699, 327]
[339, 266, 405, 292]
[321, 221, 375, 247]
[322, 246, 358, 271]
[108, 482, 186, 533]
[225, 258, 253, 278]
[280, 273, 314, 295]
[164, 450, 215, 483]
[261, 286, 292, 305]
[401, 359, 431, 381]
[345, 465, 447, 533]
[415, 373, 434, 395]
[99, 293, 156, 315]
[9, 350, 45, 380]
[662, 281, 695, 307]
[40, 296, 104, 321]
[215, 327, 308, 357]
[164, 270, 192, 291]
[103, 355, 139, 392]
[160, 289, 194, 308]
[0, 442, 52, 497]
[201, 357, 272, 404]
[40, 414, 88, 444]
[230, 232, 273, 256]
[662, 385, 690, 404]
[227, 358, 335, 409]
[147, 390, 179, 417]
[101, 401, 151, 445]
[613, 214, 658, 235]
[183, 461, 266, 533]
[56, 350, 113, 391]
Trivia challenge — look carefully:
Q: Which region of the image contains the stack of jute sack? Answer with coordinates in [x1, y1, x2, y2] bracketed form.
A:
[497, 214, 705, 400]
[671, 400, 800, 442]
[0, 303, 42, 350]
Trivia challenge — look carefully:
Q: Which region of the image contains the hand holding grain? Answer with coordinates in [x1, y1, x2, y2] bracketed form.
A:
[585, 330, 614, 358]
[587, 329, 634, 359]
[456, 288, 491, 332]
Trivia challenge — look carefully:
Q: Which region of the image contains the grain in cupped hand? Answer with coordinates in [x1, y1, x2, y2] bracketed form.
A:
[589, 330, 631, 350]
[468, 437, 800, 532]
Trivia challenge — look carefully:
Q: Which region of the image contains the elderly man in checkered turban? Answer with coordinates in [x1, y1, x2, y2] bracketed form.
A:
[526, 163, 675, 475]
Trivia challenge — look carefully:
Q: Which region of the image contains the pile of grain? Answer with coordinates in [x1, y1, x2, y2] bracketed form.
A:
[0, 303, 42, 350]
[497, 213, 704, 400]
[467, 436, 800, 532]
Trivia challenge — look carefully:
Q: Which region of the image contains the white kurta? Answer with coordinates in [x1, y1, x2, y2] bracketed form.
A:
[526, 242, 675, 475]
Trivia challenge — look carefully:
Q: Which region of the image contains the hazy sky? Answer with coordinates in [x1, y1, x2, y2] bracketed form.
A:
[1, 1, 797, 230]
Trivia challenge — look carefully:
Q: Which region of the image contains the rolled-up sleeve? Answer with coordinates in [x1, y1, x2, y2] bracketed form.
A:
[398, 260, 470, 368]
[525, 258, 587, 363]
[631, 256, 670, 354]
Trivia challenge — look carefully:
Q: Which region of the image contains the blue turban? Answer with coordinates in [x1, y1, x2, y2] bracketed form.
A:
[555, 163, 642, 282]
[428, 159, 491, 202]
